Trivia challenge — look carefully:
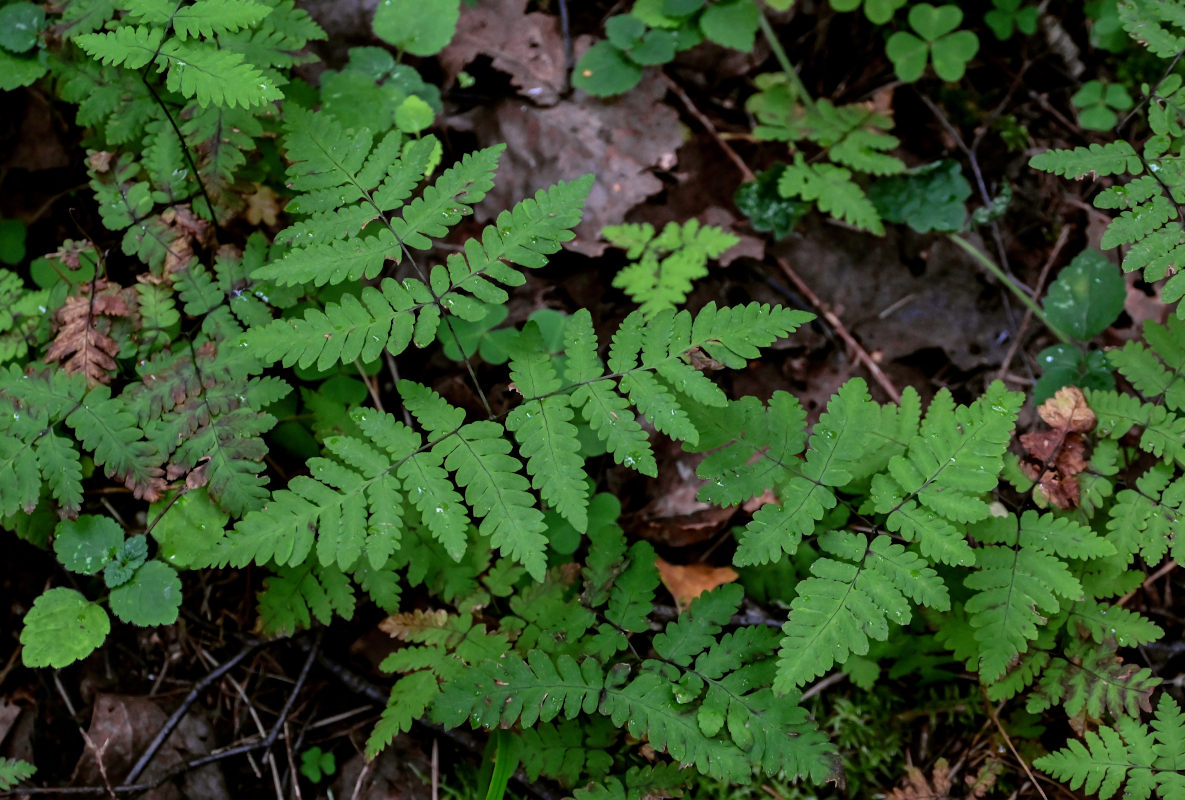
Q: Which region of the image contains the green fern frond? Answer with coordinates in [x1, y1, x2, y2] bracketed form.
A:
[605, 220, 739, 315]
[0, 758, 35, 792]
[778, 155, 883, 234]
[964, 512, 1112, 683]
[1034, 694, 1185, 800]
[1119, 0, 1185, 57]
[506, 324, 589, 530]
[1027, 639, 1159, 728]
[257, 559, 355, 635]
[733, 379, 880, 566]
[774, 531, 949, 691]
[135, 0, 273, 40]
[1029, 142, 1143, 178]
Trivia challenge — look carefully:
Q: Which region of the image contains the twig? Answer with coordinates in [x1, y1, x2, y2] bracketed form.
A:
[662, 74, 755, 182]
[756, 10, 816, 112]
[125, 639, 270, 784]
[800, 671, 848, 702]
[773, 254, 902, 403]
[981, 690, 1051, 800]
[995, 224, 1072, 382]
[1119, 560, 1178, 606]
[949, 234, 1071, 344]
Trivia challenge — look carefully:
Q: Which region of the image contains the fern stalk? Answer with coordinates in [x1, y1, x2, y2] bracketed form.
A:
[949, 233, 1072, 343]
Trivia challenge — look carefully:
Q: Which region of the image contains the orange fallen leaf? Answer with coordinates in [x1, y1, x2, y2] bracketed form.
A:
[1019, 386, 1096, 509]
[655, 557, 738, 609]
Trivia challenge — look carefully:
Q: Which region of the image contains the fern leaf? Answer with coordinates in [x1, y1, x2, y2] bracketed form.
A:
[965, 519, 1088, 683]
[257, 560, 355, 635]
[778, 156, 883, 234]
[171, 0, 272, 39]
[563, 309, 657, 475]
[35, 431, 84, 514]
[388, 145, 504, 252]
[1120, 0, 1185, 57]
[1035, 694, 1185, 800]
[400, 380, 549, 579]
[653, 584, 743, 667]
[76, 25, 164, 70]
[690, 392, 805, 506]
[67, 386, 165, 500]
[1070, 598, 1165, 648]
[734, 379, 879, 566]
[1029, 142, 1143, 178]
[365, 670, 442, 758]
[0, 758, 34, 791]
[1027, 640, 1159, 730]
[1100, 196, 1175, 250]
[507, 325, 589, 530]
[774, 531, 942, 691]
[153, 39, 282, 108]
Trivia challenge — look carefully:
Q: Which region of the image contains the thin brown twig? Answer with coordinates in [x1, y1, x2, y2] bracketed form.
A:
[662, 73, 756, 182]
[773, 255, 902, 402]
[996, 224, 1072, 383]
[662, 71, 901, 402]
[1119, 560, 1178, 606]
[981, 690, 1051, 800]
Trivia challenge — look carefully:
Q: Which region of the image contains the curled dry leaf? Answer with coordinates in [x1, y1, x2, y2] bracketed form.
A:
[655, 556, 739, 609]
[885, 757, 953, 800]
[1019, 385, 1096, 509]
[44, 279, 134, 387]
[379, 608, 449, 640]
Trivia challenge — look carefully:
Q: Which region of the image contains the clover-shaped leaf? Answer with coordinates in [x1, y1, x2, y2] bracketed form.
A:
[1072, 80, 1133, 131]
[109, 560, 183, 627]
[984, 0, 1038, 40]
[886, 4, 979, 82]
[20, 588, 110, 668]
[830, 0, 907, 24]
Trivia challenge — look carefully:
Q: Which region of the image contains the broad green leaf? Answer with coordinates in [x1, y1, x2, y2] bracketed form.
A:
[109, 561, 183, 626]
[373, 0, 460, 56]
[0, 2, 45, 53]
[54, 515, 123, 575]
[572, 41, 643, 97]
[20, 588, 110, 668]
[1043, 249, 1125, 340]
[700, 0, 759, 51]
[868, 160, 971, 233]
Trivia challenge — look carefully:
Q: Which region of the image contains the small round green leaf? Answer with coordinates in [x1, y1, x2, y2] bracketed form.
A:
[373, 0, 459, 56]
[606, 14, 646, 49]
[109, 561, 182, 626]
[0, 48, 46, 91]
[1043, 249, 1126, 340]
[629, 29, 678, 65]
[104, 534, 149, 588]
[54, 515, 123, 575]
[865, 0, 907, 24]
[395, 95, 434, 134]
[0, 219, 26, 265]
[20, 588, 110, 668]
[700, 0, 759, 52]
[572, 41, 644, 97]
[0, 2, 45, 53]
[662, 0, 704, 15]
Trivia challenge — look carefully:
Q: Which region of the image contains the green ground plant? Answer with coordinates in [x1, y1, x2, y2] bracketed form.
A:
[2, 2, 1185, 799]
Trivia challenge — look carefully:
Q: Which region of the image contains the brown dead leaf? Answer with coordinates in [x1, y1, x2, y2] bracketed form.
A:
[242, 184, 281, 227]
[45, 279, 133, 386]
[452, 67, 682, 256]
[885, 758, 953, 800]
[655, 557, 738, 608]
[0, 699, 22, 745]
[440, 0, 566, 106]
[1019, 386, 1095, 509]
[73, 694, 227, 800]
[379, 609, 449, 640]
[1037, 385, 1096, 432]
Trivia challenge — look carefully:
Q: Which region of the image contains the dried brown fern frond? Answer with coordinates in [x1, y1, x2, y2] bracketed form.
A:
[44, 279, 134, 386]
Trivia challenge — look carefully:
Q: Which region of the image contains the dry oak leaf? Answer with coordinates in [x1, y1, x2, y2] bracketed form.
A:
[655, 556, 738, 609]
[1019, 385, 1095, 509]
[44, 280, 134, 387]
[379, 609, 449, 640]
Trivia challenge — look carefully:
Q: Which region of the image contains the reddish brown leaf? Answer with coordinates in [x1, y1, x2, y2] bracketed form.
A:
[1019, 386, 1096, 509]
[655, 557, 738, 609]
[44, 280, 133, 386]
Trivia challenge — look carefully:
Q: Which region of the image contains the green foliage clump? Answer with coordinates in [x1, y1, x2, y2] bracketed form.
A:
[605, 220, 738, 315]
